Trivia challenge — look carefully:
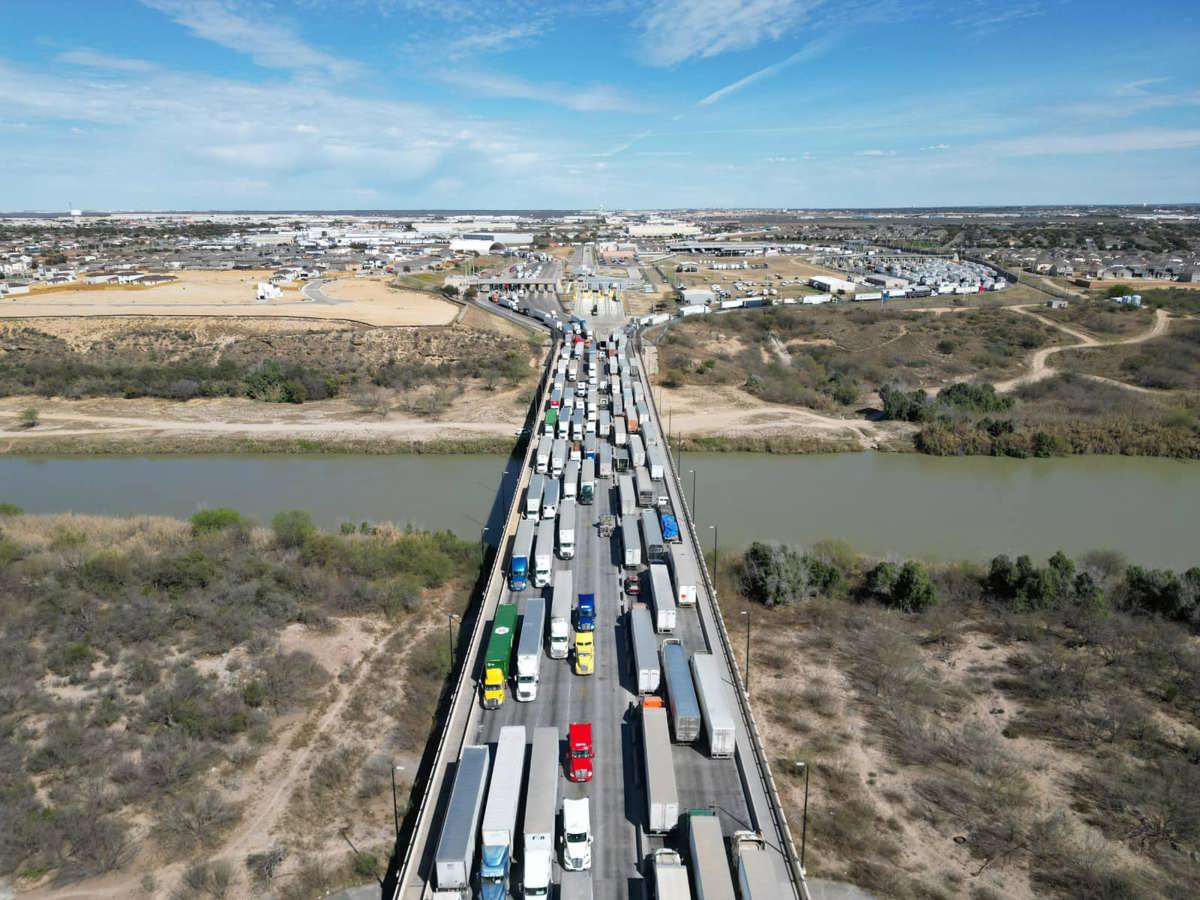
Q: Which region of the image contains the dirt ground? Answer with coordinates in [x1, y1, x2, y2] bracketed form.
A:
[2, 271, 459, 327]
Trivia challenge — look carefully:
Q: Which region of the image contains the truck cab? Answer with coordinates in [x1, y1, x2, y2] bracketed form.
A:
[560, 798, 593, 871]
[575, 593, 595, 632]
[573, 632, 594, 676]
[567, 722, 594, 782]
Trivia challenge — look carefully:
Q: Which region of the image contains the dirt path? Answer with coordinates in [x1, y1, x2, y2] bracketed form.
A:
[993, 306, 1169, 393]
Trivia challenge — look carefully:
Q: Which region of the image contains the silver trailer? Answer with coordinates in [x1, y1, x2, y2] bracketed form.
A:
[579, 459, 596, 506]
[511, 518, 536, 591]
[641, 704, 679, 834]
[640, 509, 666, 564]
[688, 812, 737, 900]
[634, 466, 655, 507]
[558, 498, 577, 560]
[551, 438, 567, 478]
[618, 474, 637, 517]
[729, 832, 781, 900]
[524, 473, 545, 519]
[535, 440, 551, 475]
[599, 410, 612, 440]
[667, 542, 699, 607]
[563, 459, 579, 500]
[621, 515, 643, 569]
[691, 653, 737, 759]
[479, 726, 528, 896]
[660, 640, 701, 743]
[614, 417, 628, 446]
[434, 744, 490, 892]
[523, 727, 559, 898]
[648, 563, 677, 633]
[646, 444, 667, 481]
[629, 433, 646, 468]
[549, 570, 573, 660]
[630, 606, 661, 695]
[515, 598, 546, 702]
[652, 848, 692, 900]
[598, 444, 613, 478]
[541, 480, 560, 520]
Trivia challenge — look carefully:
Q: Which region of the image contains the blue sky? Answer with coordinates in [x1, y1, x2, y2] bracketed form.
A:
[1, 0, 1197, 210]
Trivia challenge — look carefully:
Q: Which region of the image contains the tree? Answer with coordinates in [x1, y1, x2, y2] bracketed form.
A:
[891, 561, 937, 612]
[271, 509, 315, 549]
[19, 408, 39, 429]
[878, 383, 928, 422]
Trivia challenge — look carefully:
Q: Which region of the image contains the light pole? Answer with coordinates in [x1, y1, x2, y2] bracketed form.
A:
[740, 609, 751, 691]
[688, 469, 697, 520]
[446, 612, 461, 669]
[501, 469, 511, 514]
[391, 764, 406, 837]
[796, 761, 810, 873]
[708, 524, 719, 588]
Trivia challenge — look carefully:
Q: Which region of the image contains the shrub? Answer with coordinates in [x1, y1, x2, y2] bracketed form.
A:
[879, 383, 928, 421]
[271, 509, 315, 549]
[190, 508, 244, 535]
[0, 503, 23, 516]
[153, 791, 241, 852]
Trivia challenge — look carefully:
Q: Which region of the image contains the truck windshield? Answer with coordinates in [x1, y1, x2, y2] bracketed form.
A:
[517, 675, 535, 684]
[571, 747, 588, 757]
[566, 832, 588, 843]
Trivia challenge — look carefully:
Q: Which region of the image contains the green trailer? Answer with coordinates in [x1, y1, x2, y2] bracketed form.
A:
[482, 602, 518, 709]
[545, 409, 559, 431]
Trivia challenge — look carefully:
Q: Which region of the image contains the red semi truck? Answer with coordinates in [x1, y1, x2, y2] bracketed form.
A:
[567, 722, 594, 782]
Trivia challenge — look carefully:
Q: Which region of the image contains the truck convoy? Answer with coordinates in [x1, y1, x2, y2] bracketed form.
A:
[523, 728, 558, 899]
[549, 571, 572, 659]
[691, 653, 737, 758]
[479, 726, 527, 900]
[515, 598, 546, 702]
[560, 797, 593, 871]
[567, 721, 594, 782]
[482, 603, 518, 709]
[641, 699, 680, 834]
[688, 810, 737, 900]
[434, 744, 489, 894]
[661, 640, 701, 743]
[510, 519, 535, 591]
[630, 605, 661, 695]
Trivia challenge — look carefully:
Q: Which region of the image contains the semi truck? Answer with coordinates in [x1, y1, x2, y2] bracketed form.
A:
[618, 474, 637, 516]
[641, 700, 680, 834]
[510, 519, 535, 591]
[541, 480, 560, 520]
[688, 810, 737, 900]
[482, 603, 518, 709]
[629, 433, 646, 468]
[533, 520, 553, 588]
[524, 474, 544, 519]
[630, 605, 661, 695]
[729, 831, 780, 900]
[523, 728, 558, 899]
[560, 797, 593, 871]
[667, 542, 698, 607]
[573, 630, 594, 676]
[651, 848, 692, 900]
[648, 563, 677, 633]
[434, 744, 489, 894]
[563, 460, 579, 500]
[635, 466, 655, 507]
[551, 438, 567, 478]
[641, 509, 666, 564]
[535, 441, 551, 475]
[691, 653, 737, 758]
[567, 721, 593, 782]
[575, 592, 595, 632]
[515, 598, 546, 702]
[661, 640, 701, 743]
[598, 444, 613, 478]
[621, 515, 643, 568]
[646, 445, 666, 483]
[479, 726, 528, 900]
[557, 498, 576, 559]
[579, 459, 596, 505]
[549, 570, 572, 659]
[660, 510, 681, 543]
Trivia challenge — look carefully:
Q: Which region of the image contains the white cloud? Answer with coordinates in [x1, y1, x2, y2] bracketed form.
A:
[440, 70, 643, 112]
[593, 130, 653, 157]
[140, 0, 360, 78]
[56, 48, 157, 73]
[697, 34, 838, 105]
[951, 0, 1044, 32]
[922, 143, 951, 151]
[991, 128, 1200, 156]
[449, 22, 545, 56]
[639, 0, 819, 66]
[856, 148, 894, 156]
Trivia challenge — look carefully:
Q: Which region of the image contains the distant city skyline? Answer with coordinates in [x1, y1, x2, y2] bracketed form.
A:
[1, 0, 1197, 210]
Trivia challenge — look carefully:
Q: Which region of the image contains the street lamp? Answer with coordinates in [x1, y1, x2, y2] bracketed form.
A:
[708, 524, 719, 587]
[446, 612, 461, 669]
[740, 609, 751, 691]
[501, 469, 512, 515]
[391, 764, 407, 837]
[688, 469, 697, 519]
[795, 761, 810, 873]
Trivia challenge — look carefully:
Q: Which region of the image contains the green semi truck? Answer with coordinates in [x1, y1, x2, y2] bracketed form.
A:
[482, 602, 518, 709]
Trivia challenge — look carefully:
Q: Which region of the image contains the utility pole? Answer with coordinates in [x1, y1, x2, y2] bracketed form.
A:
[446, 612, 461, 668]
[740, 609, 751, 691]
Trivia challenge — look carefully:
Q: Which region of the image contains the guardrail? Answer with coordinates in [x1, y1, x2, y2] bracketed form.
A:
[391, 335, 559, 899]
[638, 345, 810, 900]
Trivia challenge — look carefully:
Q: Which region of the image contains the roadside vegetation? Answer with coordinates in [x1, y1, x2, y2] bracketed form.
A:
[0, 505, 482, 898]
[1055, 321, 1200, 391]
[0, 321, 533, 407]
[719, 541, 1200, 900]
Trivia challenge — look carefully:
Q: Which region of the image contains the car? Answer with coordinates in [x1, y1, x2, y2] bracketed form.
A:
[624, 574, 640, 596]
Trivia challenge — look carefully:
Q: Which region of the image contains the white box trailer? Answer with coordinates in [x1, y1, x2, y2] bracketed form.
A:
[646, 444, 666, 481]
[648, 563, 676, 633]
[598, 443, 613, 478]
[652, 848, 692, 900]
[579, 459, 596, 505]
[614, 417, 628, 446]
[729, 832, 781, 900]
[661, 640, 701, 743]
[523, 728, 559, 898]
[515, 598, 546, 702]
[549, 570, 573, 659]
[629, 433, 646, 468]
[535, 441, 551, 475]
[533, 520, 554, 589]
[688, 812, 737, 900]
[634, 466, 655, 507]
[479, 726, 528, 895]
[691, 653, 737, 758]
[621, 515, 643, 568]
[558, 498, 576, 559]
[630, 605, 660, 694]
[524, 473, 545, 519]
[541, 480, 560, 520]
[551, 439, 567, 478]
[563, 460, 579, 500]
[618, 474, 637, 517]
[434, 744, 490, 892]
[640, 510, 666, 565]
[641, 704, 680, 834]
[667, 542, 699, 607]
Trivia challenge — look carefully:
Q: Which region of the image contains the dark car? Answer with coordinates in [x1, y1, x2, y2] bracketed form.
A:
[624, 574, 640, 596]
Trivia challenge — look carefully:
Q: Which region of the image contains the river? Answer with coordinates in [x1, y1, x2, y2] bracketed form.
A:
[1, 452, 1196, 569]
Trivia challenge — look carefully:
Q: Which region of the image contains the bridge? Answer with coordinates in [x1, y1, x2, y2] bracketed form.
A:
[389, 304, 808, 898]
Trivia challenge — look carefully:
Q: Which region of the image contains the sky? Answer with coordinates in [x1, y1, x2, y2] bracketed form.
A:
[1, 0, 1198, 210]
